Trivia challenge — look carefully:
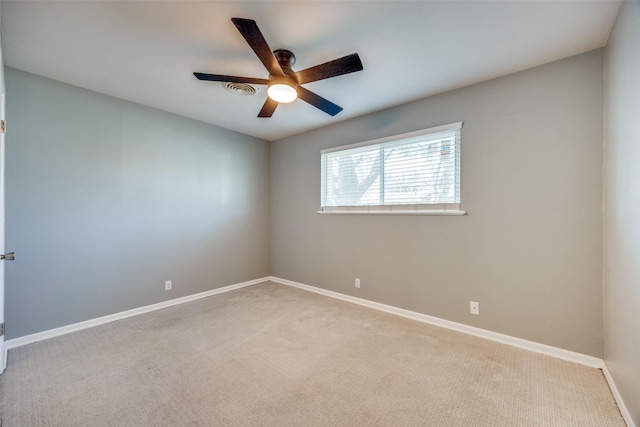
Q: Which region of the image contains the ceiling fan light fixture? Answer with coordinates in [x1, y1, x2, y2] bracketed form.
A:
[267, 82, 297, 103]
[194, 18, 363, 117]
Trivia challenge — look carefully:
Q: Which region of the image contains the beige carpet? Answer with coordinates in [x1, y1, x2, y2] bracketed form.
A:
[0, 282, 625, 426]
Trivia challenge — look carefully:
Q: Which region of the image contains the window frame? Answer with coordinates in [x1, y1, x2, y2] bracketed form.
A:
[319, 121, 465, 216]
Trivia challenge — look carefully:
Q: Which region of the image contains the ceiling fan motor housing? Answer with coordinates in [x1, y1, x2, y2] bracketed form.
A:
[272, 49, 298, 85]
[274, 49, 296, 69]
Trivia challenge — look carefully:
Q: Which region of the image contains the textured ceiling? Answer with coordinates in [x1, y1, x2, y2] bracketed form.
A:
[1, 1, 622, 141]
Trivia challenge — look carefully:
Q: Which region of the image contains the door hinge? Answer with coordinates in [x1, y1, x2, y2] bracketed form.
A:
[1, 120, 5, 134]
[0, 323, 4, 337]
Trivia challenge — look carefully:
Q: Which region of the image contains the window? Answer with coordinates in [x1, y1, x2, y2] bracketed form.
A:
[320, 122, 464, 215]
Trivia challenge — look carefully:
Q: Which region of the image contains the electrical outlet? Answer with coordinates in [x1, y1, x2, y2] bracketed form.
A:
[355, 278, 361, 288]
[165, 280, 172, 291]
[470, 301, 479, 315]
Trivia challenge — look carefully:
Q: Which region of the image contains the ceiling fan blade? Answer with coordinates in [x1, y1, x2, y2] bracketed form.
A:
[231, 18, 285, 77]
[295, 53, 363, 85]
[258, 97, 279, 118]
[297, 86, 343, 116]
[193, 73, 269, 85]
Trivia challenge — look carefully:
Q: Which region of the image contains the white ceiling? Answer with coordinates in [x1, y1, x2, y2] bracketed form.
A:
[1, 1, 622, 141]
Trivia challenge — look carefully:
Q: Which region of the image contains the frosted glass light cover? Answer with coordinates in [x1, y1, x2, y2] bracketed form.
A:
[267, 84, 297, 103]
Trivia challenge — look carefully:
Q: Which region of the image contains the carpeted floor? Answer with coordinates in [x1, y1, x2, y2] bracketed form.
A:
[0, 282, 625, 426]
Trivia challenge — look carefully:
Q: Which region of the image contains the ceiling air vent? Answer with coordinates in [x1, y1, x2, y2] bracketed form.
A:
[222, 82, 258, 96]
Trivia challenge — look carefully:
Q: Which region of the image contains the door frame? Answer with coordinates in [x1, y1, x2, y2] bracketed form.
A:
[0, 41, 6, 374]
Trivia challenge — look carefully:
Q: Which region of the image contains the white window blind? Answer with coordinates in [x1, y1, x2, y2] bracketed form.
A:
[320, 122, 463, 214]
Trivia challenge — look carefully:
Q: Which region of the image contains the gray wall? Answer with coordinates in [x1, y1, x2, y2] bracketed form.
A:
[604, 1, 640, 424]
[4, 47, 608, 360]
[271, 50, 604, 357]
[5, 68, 270, 339]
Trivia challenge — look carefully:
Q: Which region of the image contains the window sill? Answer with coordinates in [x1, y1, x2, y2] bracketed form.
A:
[317, 209, 466, 216]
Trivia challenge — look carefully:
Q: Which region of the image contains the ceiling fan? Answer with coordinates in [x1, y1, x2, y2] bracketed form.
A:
[194, 17, 363, 118]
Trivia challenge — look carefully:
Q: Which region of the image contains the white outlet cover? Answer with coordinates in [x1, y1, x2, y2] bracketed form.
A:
[470, 301, 479, 315]
[165, 280, 172, 290]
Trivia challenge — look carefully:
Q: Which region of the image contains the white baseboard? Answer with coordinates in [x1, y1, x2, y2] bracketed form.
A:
[602, 363, 636, 427]
[4, 277, 270, 350]
[270, 276, 640, 424]
[4, 275, 632, 425]
[269, 276, 604, 368]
